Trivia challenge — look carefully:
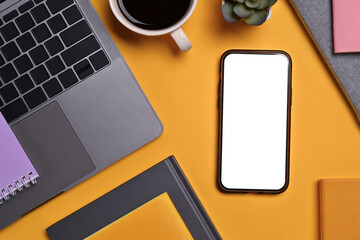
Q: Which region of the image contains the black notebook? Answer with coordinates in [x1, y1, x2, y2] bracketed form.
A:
[290, 0, 360, 120]
[46, 156, 221, 240]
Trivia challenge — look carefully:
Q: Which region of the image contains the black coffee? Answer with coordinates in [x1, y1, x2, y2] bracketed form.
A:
[118, 0, 191, 30]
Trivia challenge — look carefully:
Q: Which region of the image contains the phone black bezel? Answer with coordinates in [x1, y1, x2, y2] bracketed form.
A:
[218, 49, 293, 194]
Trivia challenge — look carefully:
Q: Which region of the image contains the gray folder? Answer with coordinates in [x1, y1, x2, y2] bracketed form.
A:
[46, 156, 221, 240]
[290, 0, 360, 120]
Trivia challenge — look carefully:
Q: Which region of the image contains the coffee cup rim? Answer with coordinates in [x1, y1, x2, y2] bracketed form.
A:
[109, 0, 197, 36]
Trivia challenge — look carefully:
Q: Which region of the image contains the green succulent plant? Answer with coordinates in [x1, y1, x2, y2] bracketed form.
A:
[221, 0, 277, 26]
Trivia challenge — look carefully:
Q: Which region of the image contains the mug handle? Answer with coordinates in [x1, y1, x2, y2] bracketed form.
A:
[170, 28, 192, 52]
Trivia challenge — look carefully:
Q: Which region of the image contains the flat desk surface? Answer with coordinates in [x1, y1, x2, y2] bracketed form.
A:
[1, 0, 360, 239]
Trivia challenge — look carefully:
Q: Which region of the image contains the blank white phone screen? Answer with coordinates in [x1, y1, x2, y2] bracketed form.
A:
[221, 53, 290, 190]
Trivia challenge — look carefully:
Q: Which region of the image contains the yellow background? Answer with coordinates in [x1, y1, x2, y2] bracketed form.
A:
[1, 0, 360, 239]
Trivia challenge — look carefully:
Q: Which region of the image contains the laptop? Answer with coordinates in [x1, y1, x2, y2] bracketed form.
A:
[0, 0, 163, 229]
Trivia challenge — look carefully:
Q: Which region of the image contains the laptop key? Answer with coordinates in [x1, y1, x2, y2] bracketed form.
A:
[63, 5, 82, 25]
[44, 36, 64, 56]
[0, 64, 18, 83]
[61, 35, 100, 66]
[30, 65, 49, 84]
[32, 23, 51, 43]
[89, 51, 109, 70]
[60, 20, 91, 47]
[15, 74, 34, 93]
[0, 36, 3, 46]
[14, 54, 33, 74]
[4, 10, 19, 22]
[43, 78, 62, 98]
[30, 4, 50, 23]
[29, 45, 49, 65]
[58, 69, 78, 88]
[16, 32, 36, 52]
[34, 0, 44, 3]
[0, 83, 19, 103]
[47, 14, 66, 34]
[74, 59, 93, 80]
[0, 22, 20, 41]
[15, 13, 35, 33]
[0, 54, 4, 66]
[1, 42, 20, 61]
[45, 56, 65, 75]
[19, 1, 35, 13]
[24, 87, 47, 109]
[0, 98, 28, 122]
[0, 98, 3, 107]
[46, 0, 73, 14]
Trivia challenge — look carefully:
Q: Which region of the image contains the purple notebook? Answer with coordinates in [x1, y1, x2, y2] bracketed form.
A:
[0, 113, 39, 205]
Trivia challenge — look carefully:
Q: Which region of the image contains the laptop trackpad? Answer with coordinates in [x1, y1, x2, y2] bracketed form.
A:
[1, 102, 95, 226]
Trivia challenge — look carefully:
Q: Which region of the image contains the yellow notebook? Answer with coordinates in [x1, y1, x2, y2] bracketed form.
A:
[320, 179, 360, 240]
[86, 193, 193, 240]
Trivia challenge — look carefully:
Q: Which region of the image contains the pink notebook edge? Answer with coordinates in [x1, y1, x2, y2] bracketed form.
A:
[332, 0, 360, 53]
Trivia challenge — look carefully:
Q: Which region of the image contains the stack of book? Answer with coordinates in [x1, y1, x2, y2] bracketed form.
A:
[290, 0, 360, 121]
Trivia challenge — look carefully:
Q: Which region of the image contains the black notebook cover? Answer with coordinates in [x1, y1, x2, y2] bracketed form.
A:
[46, 156, 221, 240]
[290, 0, 360, 121]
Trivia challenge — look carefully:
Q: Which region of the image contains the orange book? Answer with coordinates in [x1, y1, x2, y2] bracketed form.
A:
[319, 179, 360, 240]
[86, 193, 193, 240]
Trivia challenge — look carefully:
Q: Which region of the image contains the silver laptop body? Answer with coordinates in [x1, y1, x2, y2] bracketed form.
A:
[0, 0, 163, 229]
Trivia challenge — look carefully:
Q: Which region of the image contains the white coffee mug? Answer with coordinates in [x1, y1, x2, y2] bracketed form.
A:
[109, 0, 197, 52]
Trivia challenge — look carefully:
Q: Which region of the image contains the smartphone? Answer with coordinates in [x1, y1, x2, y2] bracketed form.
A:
[218, 50, 292, 194]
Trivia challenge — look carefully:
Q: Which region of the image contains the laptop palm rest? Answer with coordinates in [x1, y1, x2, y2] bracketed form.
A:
[0, 102, 95, 229]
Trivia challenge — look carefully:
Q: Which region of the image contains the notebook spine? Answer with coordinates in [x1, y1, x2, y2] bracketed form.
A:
[0, 171, 38, 205]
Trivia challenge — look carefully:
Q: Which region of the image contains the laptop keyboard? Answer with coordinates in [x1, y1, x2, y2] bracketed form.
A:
[0, 0, 110, 123]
